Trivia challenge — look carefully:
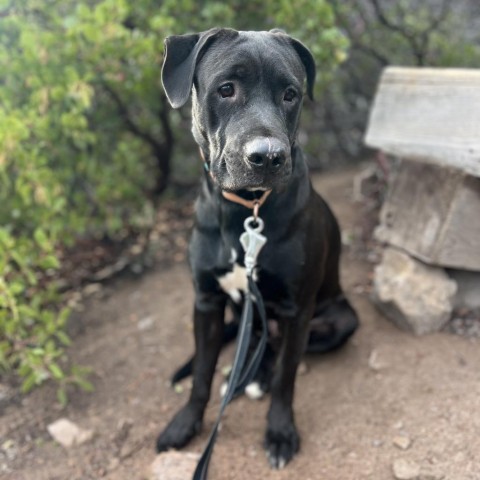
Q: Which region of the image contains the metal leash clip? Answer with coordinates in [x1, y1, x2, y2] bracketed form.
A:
[240, 215, 267, 276]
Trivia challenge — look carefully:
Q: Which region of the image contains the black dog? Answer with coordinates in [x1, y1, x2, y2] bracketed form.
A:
[156, 28, 359, 469]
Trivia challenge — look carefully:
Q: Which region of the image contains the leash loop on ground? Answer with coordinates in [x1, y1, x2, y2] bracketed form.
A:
[192, 215, 268, 480]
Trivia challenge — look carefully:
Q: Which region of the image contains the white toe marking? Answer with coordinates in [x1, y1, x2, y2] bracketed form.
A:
[245, 382, 265, 400]
[219, 382, 228, 398]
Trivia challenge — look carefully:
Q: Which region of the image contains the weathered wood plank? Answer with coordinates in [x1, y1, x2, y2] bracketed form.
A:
[365, 67, 480, 177]
[375, 159, 480, 270]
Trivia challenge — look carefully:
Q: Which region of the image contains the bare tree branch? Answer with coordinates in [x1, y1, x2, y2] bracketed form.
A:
[102, 82, 173, 195]
[368, 0, 452, 65]
[351, 43, 390, 66]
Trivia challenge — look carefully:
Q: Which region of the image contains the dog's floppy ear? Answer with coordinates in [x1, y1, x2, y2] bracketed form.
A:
[162, 28, 233, 108]
[289, 38, 316, 101]
[270, 29, 316, 101]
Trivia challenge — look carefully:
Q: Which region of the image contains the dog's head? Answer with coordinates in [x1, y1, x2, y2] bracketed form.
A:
[162, 28, 316, 192]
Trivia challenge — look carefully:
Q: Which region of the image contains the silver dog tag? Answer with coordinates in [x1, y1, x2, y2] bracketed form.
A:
[240, 216, 267, 275]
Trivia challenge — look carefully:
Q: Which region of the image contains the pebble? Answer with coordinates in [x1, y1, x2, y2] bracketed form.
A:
[137, 316, 155, 331]
[47, 418, 95, 448]
[82, 283, 103, 297]
[392, 459, 420, 479]
[1, 440, 17, 461]
[393, 435, 412, 450]
[368, 348, 388, 371]
[150, 451, 200, 480]
[393, 420, 405, 430]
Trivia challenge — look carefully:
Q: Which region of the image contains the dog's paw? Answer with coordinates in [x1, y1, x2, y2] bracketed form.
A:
[264, 423, 300, 469]
[156, 406, 202, 453]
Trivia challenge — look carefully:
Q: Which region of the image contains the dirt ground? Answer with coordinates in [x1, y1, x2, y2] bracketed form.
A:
[1, 165, 480, 480]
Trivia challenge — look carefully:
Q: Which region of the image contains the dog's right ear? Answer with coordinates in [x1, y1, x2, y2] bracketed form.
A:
[162, 29, 229, 108]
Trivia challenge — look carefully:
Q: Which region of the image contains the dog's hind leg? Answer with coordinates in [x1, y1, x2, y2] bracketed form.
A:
[306, 218, 359, 353]
[306, 294, 359, 353]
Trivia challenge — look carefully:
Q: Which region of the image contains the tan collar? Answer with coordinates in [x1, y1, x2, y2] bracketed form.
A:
[222, 189, 272, 218]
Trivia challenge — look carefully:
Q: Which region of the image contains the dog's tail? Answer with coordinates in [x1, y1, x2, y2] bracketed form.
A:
[170, 321, 239, 385]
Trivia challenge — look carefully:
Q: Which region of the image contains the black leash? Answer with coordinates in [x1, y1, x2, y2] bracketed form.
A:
[193, 217, 268, 480]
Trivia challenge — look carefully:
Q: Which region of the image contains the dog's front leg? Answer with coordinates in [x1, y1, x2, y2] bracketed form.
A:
[156, 297, 226, 452]
[264, 304, 314, 469]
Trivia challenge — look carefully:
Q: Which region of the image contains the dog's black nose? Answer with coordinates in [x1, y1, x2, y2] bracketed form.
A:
[245, 137, 287, 171]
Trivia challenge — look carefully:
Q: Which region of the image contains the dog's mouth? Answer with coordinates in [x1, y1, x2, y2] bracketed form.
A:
[230, 189, 268, 200]
[210, 160, 290, 193]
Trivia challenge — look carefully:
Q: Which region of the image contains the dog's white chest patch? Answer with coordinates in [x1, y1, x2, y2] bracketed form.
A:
[217, 263, 247, 303]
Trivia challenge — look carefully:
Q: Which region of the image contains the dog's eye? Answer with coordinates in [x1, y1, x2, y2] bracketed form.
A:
[283, 88, 297, 102]
[219, 83, 235, 98]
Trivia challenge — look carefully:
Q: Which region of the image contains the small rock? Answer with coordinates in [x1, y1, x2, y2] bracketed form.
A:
[368, 349, 388, 371]
[47, 418, 94, 448]
[392, 458, 420, 480]
[393, 435, 412, 450]
[373, 248, 457, 335]
[137, 316, 155, 331]
[1, 440, 17, 461]
[82, 283, 103, 297]
[150, 451, 200, 480]
[1, 440, 14, 451]
[393, 421, 405, 430]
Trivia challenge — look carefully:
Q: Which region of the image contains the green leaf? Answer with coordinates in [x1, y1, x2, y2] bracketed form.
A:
[34, 228, 51, 251]
[49, 362, 64, 380]
[38, 254, 60, 270]
[55, 330, 71, 346]
[21, 373, 37, 393]
[0, 229, 14, 249]
[57, 387, 68, 406]
[74, 377, 94, 392]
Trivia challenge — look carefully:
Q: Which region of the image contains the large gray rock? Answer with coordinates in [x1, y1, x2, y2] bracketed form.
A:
[373, 248, 457, 335]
